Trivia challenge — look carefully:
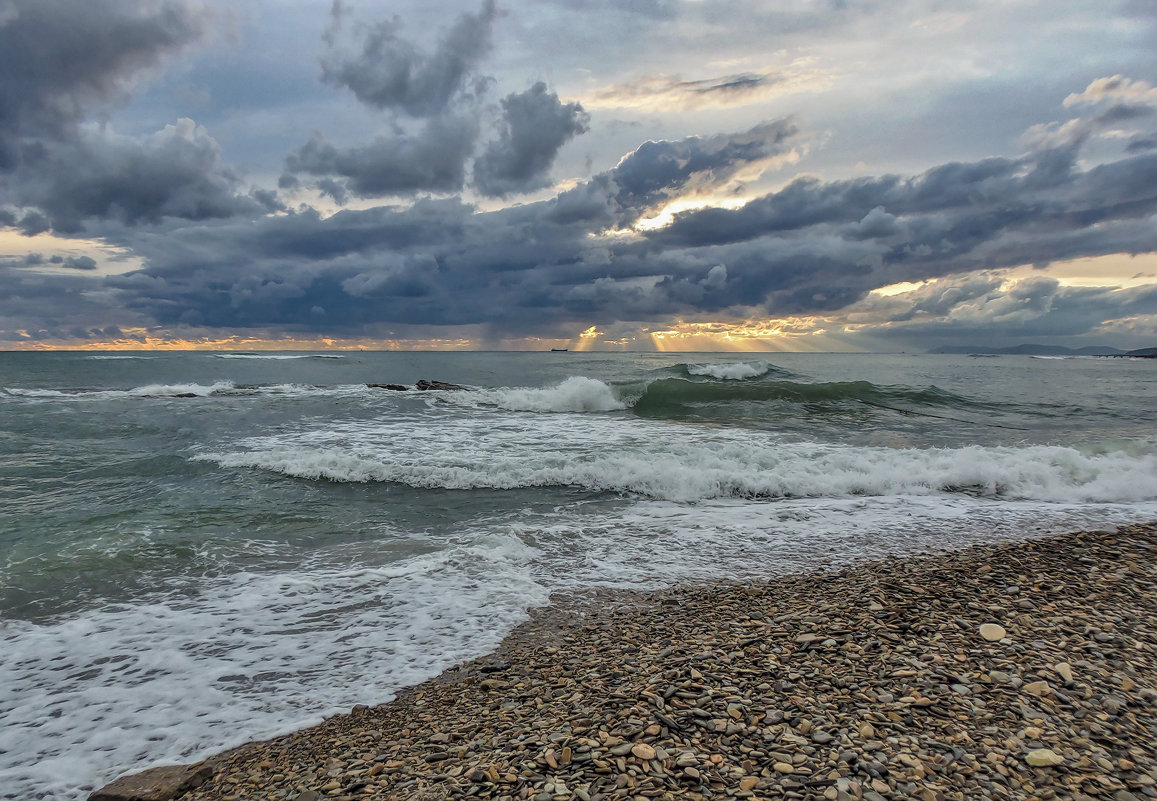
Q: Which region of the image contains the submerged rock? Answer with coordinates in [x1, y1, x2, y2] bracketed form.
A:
[415, 379, 469, 391]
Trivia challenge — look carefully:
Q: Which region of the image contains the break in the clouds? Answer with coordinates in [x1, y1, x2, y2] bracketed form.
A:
[579, 67, 828, 112]
[1, 1, 1156, 350]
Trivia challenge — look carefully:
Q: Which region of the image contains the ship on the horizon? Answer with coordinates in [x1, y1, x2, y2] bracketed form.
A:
[550, 347, 568, 352]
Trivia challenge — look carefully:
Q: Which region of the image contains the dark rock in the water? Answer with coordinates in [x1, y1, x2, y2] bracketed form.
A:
[415, 379, 469, 391]
[172, 393, 199, 398]
[366, 383, 408, 391]
[89, 763, 212, 801]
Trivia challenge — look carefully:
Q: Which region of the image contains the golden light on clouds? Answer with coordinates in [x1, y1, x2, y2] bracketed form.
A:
[577, 60, 833, 112]
[1006, 253, 1157, 289]
[0, 230, 143, 276]
[9, 329, 478, 352]
[869, 280, 928, 297]
[638, 318, 853, 352]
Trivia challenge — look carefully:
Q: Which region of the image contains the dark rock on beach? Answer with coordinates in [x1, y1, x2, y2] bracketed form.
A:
[94, 523, 1157, 801]
[366, 384, 408, 391]
[88, 764, 212, 801]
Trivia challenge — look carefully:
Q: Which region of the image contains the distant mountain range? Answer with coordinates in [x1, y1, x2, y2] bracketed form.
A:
[929, 344, 1157, 357]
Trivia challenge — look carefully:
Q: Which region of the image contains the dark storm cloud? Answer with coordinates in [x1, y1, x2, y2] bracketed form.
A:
[0, 0, 266, 233]
[284, 116, 479, 199]
[607, 118, 799, 221]
[472, 83, 590, 198]
[321, 0, 497, 117]
[0, 0, 208, 160]
[6, 100, 1157, 345]
[0, 261, 143, 341]
[9, 119, 261, 234]
[23, 113, 1122, 339]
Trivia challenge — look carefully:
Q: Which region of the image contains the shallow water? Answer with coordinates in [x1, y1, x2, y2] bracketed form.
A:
[2, 351, 1155, 799]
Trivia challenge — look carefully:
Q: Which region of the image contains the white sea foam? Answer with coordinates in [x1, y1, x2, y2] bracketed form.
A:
[0, 531, 549, 800]
[686, 360, 773, 380]
[2, 382, 371, 402]
[3, 382, 236, 400]
[212, 353, 345, 360]
[197, 412, 1157, 504]
[5, 488, 1154, 801]
[85, 355, 155, 360]
[128, 381, 237, 397]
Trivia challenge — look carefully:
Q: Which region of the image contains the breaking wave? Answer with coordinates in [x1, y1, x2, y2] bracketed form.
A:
[445, 375, 982, 418]
[677, 360, 790, 380]
[3, 382, 238, 399]
[212, 353, 345, 360]
[1, 382, 361, 401]
[465, 376, 627, 412]
[197, 430, 1157, 504]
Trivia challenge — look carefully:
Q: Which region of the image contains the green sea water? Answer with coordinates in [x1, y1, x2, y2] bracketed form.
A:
[2, 350, 1155, 799]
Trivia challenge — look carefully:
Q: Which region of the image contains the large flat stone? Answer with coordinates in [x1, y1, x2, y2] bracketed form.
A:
[89, 763, 213, 801]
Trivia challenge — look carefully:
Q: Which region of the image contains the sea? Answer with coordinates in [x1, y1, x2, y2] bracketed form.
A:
[2, 350, 1155, 799]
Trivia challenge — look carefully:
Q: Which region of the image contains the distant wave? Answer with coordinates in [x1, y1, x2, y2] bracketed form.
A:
[680, 360, 785, 380]
[197, 437, 1157, 504]
[1, 381, 357, 401]
[85, 355, 155, 360]
[212, 353, 345, 360]
[441, 374, 984, 418]
[3, 382, 236, 399]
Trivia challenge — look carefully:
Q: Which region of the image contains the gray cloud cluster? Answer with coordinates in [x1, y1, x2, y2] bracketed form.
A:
[321, 0, 497, 116]
[0, 0, 1154, 350]
[289, 2, 589, 201]
[0, 0, 266, 234]
[0, 0, 206, 158]
[33, 103, 1138, 348]
[11, 119, 259, 234]
[609, 119, 798, 219]
[473, 83, 590, 197]
[284, 117, 479, 200]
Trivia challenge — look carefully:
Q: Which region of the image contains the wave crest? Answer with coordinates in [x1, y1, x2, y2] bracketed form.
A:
[197, 435, 1157, 504]
[683, 360, 778, 380]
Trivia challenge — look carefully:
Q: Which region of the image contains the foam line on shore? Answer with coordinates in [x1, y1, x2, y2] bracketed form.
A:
[96, 522, 1157, 801]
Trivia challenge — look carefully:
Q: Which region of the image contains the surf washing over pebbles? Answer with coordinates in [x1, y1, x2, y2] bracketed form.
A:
[2, 351, 1156, 800]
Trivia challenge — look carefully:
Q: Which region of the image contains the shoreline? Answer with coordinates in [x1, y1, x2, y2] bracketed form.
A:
[93, 522, 1157, 801]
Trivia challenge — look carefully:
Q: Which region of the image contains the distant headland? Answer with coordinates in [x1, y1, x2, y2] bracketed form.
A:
[929, 344, 1157, 357]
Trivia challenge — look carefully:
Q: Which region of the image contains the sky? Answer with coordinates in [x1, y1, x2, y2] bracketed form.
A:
[1, 0, 1156, 351]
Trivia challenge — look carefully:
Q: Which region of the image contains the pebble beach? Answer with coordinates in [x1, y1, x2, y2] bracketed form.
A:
[93, 523, 1157, 801]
